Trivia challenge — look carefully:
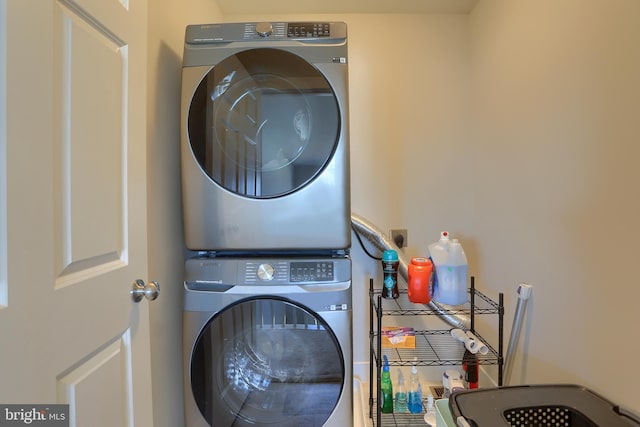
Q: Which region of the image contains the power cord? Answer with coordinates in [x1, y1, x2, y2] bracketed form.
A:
[352, 224, 382, 261]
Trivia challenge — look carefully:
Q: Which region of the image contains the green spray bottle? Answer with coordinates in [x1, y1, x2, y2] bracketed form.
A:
[380, 355, 393, 413]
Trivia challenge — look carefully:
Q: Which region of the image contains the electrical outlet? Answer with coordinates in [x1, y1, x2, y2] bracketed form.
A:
[390, 229, 408, 248]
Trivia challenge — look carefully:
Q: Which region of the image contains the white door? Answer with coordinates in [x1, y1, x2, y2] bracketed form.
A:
[1, 0, 154, 425]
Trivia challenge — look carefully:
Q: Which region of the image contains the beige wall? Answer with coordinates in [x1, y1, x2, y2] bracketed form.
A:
[147, 1, 640, 423]
[227, 9, 473, 383]
[146, 2, 223, 427]
[468, 0, 640, 412]
[345, 13, 473, 383]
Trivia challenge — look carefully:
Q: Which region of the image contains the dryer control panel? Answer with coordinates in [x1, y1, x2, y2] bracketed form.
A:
[286, 23, 331, 38]
[185, 21, 347, 44]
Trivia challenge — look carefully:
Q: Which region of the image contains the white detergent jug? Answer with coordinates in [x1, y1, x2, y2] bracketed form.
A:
[427, 231, 450, 262]
[429, 233, 468, 306]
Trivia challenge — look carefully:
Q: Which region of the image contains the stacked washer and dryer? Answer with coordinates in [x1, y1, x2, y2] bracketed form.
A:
[180, 22, 353, 427]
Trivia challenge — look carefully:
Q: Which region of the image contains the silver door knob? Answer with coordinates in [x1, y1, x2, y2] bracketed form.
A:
[130, 279, 160, 303]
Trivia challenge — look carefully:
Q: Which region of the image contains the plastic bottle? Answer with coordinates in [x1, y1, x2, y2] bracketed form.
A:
[463, 349, 479, 389]
[407, 358, 422, 414]
[380, 355, 394, 413]
[427, 231, 450, 302]
[426, 393, 435, 414]
[407, 257, 433, 304]
[442, 369, 465, 398]
[394, 369, 408, 413]
[427, 231, 450, 265]
[381, 249, 399, 299]
[441, 239, 468, 305]
[429, 234, 468, 306]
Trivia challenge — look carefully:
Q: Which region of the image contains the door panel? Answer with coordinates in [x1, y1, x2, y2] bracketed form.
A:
[1, 0, 152, 425]
[71, 0, 130, 28]
[58, 331, 133, 426]
[54, 1, 126, 285]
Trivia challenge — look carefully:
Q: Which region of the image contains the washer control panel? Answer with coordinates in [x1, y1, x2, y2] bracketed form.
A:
[245, 260, 335, 283]
[185, 256, 348, 288]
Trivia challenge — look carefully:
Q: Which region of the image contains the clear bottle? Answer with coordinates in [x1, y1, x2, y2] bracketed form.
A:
[407, 358, 422, 414]
[394, 369, 408, 413]
[426, 393, 435, 415]
[380, 355, 394, 413]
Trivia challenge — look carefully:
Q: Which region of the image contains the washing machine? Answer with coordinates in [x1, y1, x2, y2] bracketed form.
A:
[181, 22, 351, 251]
[183, 256, 352, 427]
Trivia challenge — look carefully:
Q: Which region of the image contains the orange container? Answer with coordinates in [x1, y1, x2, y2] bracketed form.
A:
[407, 257, 433, 304]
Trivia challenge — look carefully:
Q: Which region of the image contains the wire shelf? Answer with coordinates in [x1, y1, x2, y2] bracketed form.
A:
[371, 330, 500, 367]
[371, 288, 500, 316]
[370, 399, 431, 427]
[369, 276, 505, 426]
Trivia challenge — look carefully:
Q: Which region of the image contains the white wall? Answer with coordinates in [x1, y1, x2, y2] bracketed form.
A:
[467, 0, 640, 413]
[146, 2, 223, 427]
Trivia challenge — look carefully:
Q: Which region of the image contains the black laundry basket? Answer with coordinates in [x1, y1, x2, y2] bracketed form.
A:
[449, 385, 640, 427]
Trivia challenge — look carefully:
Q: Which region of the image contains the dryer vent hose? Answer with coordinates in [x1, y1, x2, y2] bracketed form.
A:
[351, 213, 469, 330]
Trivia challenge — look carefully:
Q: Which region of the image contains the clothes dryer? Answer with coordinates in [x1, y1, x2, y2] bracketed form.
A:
[181, 22, 350, 251]
[183, 256, 352, 427]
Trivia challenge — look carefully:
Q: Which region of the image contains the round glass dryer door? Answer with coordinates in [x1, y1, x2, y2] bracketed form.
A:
[190, 297, 345, 427]
[187, 48, 341, 198]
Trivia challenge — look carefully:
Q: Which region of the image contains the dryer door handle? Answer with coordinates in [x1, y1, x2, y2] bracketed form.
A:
[130, 279, 160, 303]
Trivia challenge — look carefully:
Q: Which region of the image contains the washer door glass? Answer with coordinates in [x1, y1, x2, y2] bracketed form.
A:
[191, 297, 345, 427]
[188, 48, 341, 198]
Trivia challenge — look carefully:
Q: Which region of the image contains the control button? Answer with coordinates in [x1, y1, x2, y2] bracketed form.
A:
[257, 263, 275, 281]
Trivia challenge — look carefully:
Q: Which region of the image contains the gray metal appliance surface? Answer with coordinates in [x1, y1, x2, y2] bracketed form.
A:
[181, 22, 351, 251]
[183, 256, 353, 427]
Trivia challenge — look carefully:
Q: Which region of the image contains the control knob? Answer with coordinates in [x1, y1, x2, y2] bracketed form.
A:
[256, 22, 273, 37]
[257, 263, 276, 281]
